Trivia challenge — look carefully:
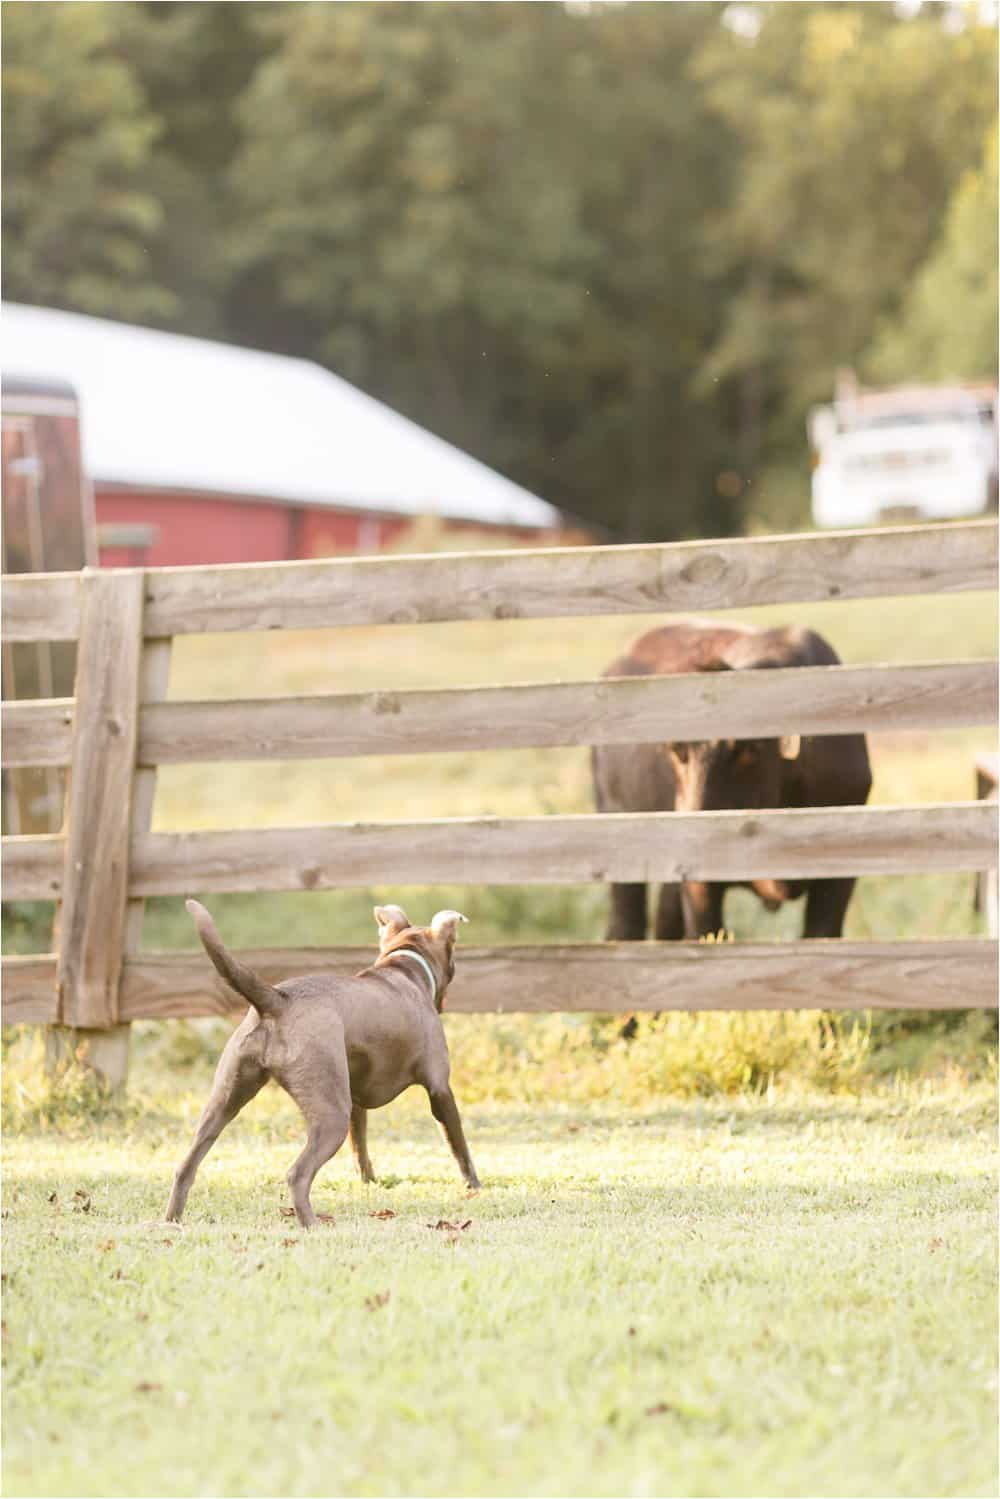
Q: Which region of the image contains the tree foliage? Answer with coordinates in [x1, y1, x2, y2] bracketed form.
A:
[695, 2, 996, 453]
[2, 0, 995, 537]
[2, 3, 170, 321]
[868, 123, 998, 383]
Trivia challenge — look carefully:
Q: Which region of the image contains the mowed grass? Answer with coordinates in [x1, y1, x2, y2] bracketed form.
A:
[3, 1082, 996, 1498]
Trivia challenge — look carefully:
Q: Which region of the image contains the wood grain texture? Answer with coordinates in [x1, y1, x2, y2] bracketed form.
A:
[6, 803, 995, 902]
[6, 940, 995, 1022]
[2, 833, 63, 898]
[56, 570, 144, 1027]
[1, 699, 74, 767]
[124, 802, 996, 897]
[123, 639, 172, 956]
[109, 939, 996, 1017]
[2, 956, 59, 1022]
[1, 573, 81, 643]
[138, 659, 997, 766]
[6, 520, 990, 643]
[137, 519, 999, 634]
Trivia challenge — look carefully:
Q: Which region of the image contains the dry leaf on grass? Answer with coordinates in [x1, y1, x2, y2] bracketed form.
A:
[369, 1209, 397, 1220]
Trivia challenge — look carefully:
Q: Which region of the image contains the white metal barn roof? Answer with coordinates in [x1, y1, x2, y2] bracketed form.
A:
[1, 302, 561, 529]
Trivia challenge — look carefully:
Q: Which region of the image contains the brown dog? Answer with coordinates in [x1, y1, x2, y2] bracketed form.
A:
[165, 900, 479, 1228]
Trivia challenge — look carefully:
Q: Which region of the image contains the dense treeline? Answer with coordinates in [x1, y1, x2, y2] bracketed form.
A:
[3, 1, 995, 538]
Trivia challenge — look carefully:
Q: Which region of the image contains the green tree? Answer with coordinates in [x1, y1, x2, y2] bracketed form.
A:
[867, 122, 998, 383]
[228, 1, 737, 539]
[112, 2, 280, 335]
[1, 1, 171, 321]
[696, 2, 996, 480]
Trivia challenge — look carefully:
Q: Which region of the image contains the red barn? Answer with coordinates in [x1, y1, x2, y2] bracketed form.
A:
[2, 302, 565, 567]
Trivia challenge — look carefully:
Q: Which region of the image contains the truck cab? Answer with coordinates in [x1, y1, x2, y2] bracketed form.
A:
[810, 378, 998, 529]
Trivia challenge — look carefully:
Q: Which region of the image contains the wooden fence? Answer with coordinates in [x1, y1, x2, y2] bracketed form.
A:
[2, 519, 997, 1043]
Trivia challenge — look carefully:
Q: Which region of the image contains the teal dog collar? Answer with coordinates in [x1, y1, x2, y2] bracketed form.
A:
[388, 949, 437, 1007]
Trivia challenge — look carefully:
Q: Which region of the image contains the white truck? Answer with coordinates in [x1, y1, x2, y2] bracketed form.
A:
[809, 375, 998, 529]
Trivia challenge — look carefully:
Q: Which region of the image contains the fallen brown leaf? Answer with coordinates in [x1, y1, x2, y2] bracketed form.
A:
[369, 1209, 397, 1220]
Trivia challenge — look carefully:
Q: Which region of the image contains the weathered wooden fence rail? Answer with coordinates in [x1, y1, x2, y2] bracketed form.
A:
[2, 519, 997, 1062]
[4, 518, 995, 640]
[4, 804, 996, 902]
[4, 658, 996, 767]
[3, 940, 986, 1025]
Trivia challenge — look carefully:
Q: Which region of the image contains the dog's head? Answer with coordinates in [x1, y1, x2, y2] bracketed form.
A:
[373, 904, 468, 1011]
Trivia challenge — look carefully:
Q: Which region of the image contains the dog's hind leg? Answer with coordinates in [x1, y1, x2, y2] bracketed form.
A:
[349, 1104, 376, 1184]
[285, 1108, 350, 1228]
[280, 1046, 352, 1228]
[166, 1031, 267, 1222]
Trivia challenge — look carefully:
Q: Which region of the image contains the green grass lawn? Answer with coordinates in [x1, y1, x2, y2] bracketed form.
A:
[3, 1082, 996, 1498]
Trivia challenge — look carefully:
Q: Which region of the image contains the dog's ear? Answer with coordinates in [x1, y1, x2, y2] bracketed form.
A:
[430, 910, 469, 945]
[374, 905, 410, 947]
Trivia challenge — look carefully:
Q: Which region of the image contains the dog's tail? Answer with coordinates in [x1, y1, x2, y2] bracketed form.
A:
[186, 899, 285, 1018]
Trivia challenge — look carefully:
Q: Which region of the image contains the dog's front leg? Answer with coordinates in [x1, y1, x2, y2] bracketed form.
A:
[349, 1103, 376, 1184]
[428, 1086, 480, 1190]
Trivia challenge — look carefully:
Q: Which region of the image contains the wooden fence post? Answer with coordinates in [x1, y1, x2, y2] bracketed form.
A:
[122, 636, 173, 1002]
[49, 568, 145, 1089]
